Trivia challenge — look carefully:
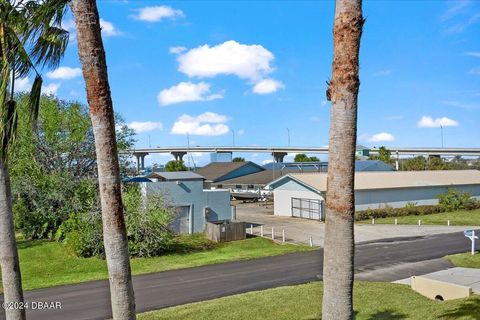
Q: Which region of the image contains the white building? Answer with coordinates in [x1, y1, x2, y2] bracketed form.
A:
[140, 172, 233, 233]
[267, 170, 480, 220]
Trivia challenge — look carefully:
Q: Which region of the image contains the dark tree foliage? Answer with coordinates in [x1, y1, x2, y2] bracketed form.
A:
[10, 95, 136, 239]
[165, 160, 188, 172]
[294, 153, 320, 162]
[232, 157, 245, 162]
[368, 146, 392, 164]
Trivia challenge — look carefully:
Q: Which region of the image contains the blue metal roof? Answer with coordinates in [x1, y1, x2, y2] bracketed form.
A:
[123, 177, 152, 183]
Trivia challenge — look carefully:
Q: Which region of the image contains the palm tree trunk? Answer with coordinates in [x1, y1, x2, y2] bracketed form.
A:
[0, 159, 25, 320]
[70, 1, 136, 319]
[322, 0, 363, 319]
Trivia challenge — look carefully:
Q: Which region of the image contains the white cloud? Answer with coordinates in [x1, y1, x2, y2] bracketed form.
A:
[100, 19, 122, 37]
[42, 83, 60, 95]
[171, 112, 230, 136]
[237, 129, 245, 136]
[262, 159, 274, 165]
[47, 66, 82, 80]
[16, 78, 60, 95]
[441, 1, 473, 21]
[368, 132, 395, 142]
[177, 40, 275, 82]
[128, 121, 163, 133]
[310, 116, 321, 122]
[418, 116, 459, 128]
[441, 100, 479, 109]
[445, 12, 480, 34]
[158, 81, 223, 106]
[373, 69, 392, 77]
[321, 100, 328, 106]
[468, 66, 480, 75]
[252, 78, 285, 94]
[464, 51, 480, 57]
[169, 46, 187, 54]
[132, 6, 184, 22]
[14, 77, 31, 92]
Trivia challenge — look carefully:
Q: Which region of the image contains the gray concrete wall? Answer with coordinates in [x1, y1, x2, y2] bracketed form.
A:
[272, 181, 480, 217]
[356, 185, 480, 210]
[142, 181, 231, 233]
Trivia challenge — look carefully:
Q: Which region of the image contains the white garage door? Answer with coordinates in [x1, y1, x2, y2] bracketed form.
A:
[291, 198, 323, 220]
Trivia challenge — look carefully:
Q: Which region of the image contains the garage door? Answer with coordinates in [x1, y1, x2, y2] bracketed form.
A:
[291, 198, 322, 220]
[170, 205, 191, 233]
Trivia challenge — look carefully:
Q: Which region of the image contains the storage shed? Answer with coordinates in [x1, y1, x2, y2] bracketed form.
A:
[140, 171, 233, 233]
[267, 170, 480, 220]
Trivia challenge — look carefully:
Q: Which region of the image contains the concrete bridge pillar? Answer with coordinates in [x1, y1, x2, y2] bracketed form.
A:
[171, 151, 187, 161]
[395, 150, 399, 171]
[133, 152, 149, 173]
[272, 152, 288, 163]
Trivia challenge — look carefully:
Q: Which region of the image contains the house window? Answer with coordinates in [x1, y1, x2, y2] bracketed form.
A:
[217, 184, 223, 188]
[247, 185, 255, 189]
[235, 185, 242, 189]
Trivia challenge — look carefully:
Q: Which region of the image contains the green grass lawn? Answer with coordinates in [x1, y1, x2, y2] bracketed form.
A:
[447, 252, 480, 268]
[1, 237, 312, 292]
[357, 209, 480, 226]
[139, 281, 480, 320]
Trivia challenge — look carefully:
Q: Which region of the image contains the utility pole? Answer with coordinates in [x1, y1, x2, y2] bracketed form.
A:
[440, 125, 444, 148]
[287, 128, 290, 147]
[148, 134, 151, 148]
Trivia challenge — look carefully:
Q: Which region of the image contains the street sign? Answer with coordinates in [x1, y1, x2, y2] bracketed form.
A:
[464, 230, 479, 255]
[464, 230, 474, 237]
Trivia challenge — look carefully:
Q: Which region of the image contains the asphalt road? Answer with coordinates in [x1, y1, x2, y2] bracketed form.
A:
[0, 231, 476, 320]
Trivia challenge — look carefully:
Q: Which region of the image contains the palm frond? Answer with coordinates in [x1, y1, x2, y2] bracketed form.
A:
[27, 0, 70, 29]
[4, 25, 35, 78]
[30, 25, 69, 69]
[28, 74, 42, 128]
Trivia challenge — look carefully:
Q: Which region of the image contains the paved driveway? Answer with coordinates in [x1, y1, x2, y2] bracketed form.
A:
[236, 202, 476, 246]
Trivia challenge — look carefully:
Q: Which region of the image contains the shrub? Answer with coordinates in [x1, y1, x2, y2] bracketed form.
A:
[438, 188, 473, 211]
[57, 211, 104, 258]
[355, 205, 447, 221]
[57, 185, 217, 258]
[123, 186, 176, 257]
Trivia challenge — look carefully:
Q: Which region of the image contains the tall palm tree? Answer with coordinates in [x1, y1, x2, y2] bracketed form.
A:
[69, 1, 136, 318]
[0, 1, 68, 319]
[322, 0, 363, 319]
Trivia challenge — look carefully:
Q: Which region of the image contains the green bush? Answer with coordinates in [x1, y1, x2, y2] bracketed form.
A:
[13, 176, 99, 240]
[123, 186, 176, 257]
[58, 185, 215, 258]
[355, 205, 446, 221]
[57, 211, 104, 258]
[438, 188, 474, 211]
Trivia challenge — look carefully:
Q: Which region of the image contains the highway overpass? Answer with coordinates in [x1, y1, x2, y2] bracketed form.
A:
[121, 146, 480, 171]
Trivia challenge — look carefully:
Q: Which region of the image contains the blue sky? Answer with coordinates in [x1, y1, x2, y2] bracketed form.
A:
[20, 0, 480, 166]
